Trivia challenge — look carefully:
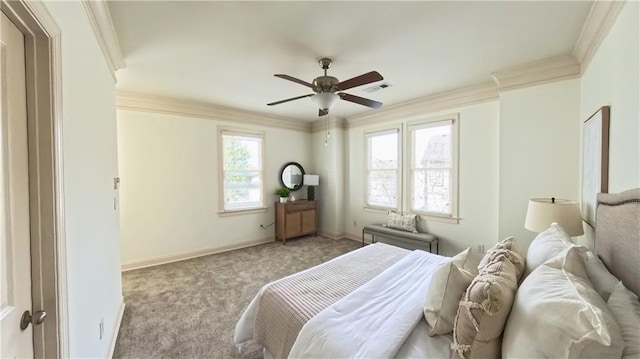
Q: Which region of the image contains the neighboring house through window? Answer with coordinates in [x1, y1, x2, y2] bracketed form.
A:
[365, 128, 401, 210]
[409, 117, 457, 219]
[219, 128, 265, 212]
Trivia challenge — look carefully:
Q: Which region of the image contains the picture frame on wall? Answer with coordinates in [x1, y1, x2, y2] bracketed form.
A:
[581, 106, 610, 228]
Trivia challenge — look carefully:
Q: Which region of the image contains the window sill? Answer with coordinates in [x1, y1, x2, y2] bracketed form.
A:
[416, 213, 460, 224]
[218, 207, 268, 217]
[363, 207, 461, 224]
[363, 206, 396, 214]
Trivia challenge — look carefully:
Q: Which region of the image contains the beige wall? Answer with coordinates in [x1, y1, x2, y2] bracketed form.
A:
[44, 1, 122, 357]
[117, 109, 312, 265]
[498, 79, 581, 251]
[344, 101, 500, 256]
[115, 0, 638, 266]
[579, 2, 639, 248]
[311, 125, 346, 238]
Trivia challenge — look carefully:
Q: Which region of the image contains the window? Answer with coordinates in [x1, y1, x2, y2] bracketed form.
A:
[219, 129, 265, 212]
[365, 128, 400, 209]
[409, 119, 457, 217]
[362, 115, 458, 222]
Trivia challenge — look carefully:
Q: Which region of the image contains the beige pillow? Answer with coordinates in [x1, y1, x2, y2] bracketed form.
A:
[503, 262, 624, 359]
[607, 281, 640, 358]
[477, 236, 523, 271]
[386, 211, 418, 233]
[451, 245, 524, 359]
[524, 223, 574, 277]
[424, 248, 477, 335]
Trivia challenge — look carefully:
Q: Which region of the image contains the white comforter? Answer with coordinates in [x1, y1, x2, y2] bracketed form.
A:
[289, 250, 448, 358]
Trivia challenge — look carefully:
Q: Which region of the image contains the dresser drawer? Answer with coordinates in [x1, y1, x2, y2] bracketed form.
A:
[284, 200, 316, 212]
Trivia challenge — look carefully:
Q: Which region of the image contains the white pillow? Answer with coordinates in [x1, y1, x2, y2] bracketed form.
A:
[423, 248, 477, 335]
[607, 281, 640, 358]
[543, 245, 589, 280]
[503, 256, 624, 359]
[586, 251, 619, 301]
[524, 223, 574, 277]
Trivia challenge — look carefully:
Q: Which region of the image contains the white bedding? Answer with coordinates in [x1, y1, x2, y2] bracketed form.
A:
[289, 250, 449, 358]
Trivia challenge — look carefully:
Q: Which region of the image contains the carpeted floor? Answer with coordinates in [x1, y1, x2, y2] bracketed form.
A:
[113, 236, 360, 359]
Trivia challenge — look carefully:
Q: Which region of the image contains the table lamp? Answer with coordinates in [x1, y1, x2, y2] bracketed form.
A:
[303, 175, 319, 201]
[525, 197, 584, 236]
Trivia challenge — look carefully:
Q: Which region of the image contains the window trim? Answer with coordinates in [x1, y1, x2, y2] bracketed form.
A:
[217, 126, 266, 214]
[363, 125, 402, 211]
[406, 114, 459, 222]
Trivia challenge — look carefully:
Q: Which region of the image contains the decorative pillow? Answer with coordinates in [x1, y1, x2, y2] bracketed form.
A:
[524, 223, 574, 277]
[502, 259, 624, 359]
[607, 281, 640, 358]
[386, 211, 418, 233]
[424, 248, 477, 335]
[478, 237, 522, 271]
[451, 244, 524, 359]
[586, 251, 619, 301]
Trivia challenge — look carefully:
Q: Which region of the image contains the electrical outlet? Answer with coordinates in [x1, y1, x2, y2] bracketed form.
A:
[99, 318, 104, 340]
[353, 220, 357, 227]
[477, 245, 485, 254]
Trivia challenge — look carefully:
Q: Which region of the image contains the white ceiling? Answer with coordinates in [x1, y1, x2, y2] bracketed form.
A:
[108, 1, 592, 122]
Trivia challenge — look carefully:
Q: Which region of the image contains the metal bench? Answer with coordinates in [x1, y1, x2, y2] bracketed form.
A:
[362, 224, 439, 254]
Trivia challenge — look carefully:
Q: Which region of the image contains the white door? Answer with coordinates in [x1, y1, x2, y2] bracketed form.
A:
[0, 11, 34, 358]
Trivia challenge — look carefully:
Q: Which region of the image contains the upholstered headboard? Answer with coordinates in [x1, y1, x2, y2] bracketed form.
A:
[595, 188, 640, 297]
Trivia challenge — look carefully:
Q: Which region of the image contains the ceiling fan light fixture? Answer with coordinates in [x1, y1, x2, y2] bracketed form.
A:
[310, 92, 339, 110]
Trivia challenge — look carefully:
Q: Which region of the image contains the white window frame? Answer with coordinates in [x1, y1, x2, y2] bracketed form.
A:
[218, 127, 267, 215]
[406, 114, 459, 223]
[364, 126, 402, 211]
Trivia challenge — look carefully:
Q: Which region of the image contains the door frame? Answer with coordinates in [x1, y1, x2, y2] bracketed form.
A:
[0, 1, 67, 357]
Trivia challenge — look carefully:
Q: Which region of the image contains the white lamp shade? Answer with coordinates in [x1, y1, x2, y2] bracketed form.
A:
[310, 93, 339, 110]
[303, 174, 319, 186]
[525, 198, 584, 236]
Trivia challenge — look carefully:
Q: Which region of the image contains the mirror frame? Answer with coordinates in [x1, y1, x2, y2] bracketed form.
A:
[279, 162, 305, 191]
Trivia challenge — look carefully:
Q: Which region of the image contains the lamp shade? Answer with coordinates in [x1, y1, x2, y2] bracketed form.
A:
[525, 198, 584, 236]
[303, 174, 319, 186]
[310, 93, 339, 110]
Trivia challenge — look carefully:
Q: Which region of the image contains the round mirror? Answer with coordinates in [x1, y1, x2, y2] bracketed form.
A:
[279, 162, 305, 191]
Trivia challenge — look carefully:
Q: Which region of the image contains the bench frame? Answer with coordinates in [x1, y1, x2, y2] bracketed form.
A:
[361, 226, 439, 254]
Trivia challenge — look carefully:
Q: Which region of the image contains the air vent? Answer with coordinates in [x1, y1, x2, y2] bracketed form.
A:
[362, 82, 392, 94]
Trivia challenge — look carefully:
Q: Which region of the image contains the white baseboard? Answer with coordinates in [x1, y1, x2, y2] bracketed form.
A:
[106, 299, 125, 359]
[344, 233, 363, 242]
[318, 230, 346, 240]
[316, 230, 366, 243]
[121, 237, 275, 272]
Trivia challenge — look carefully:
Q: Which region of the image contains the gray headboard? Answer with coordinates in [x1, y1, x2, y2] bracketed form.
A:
[595, 188, 640, 297]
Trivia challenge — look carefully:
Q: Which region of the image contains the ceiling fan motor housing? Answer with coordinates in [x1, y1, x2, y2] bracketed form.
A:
[313, 76, 339, 93]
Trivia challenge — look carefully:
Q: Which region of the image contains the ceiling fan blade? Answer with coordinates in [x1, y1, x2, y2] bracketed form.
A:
[274, 74, 314, 88]
[338, 93, 383, 109]
[335, 71, 383, 91]
[267, 93, 314, 106]
[319, 109, 328, 117]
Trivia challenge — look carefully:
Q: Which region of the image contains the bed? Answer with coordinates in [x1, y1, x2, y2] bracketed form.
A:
[234, 188, 640, 358]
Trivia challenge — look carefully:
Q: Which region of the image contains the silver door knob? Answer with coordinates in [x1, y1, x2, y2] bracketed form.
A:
[20, 310, 47, 330]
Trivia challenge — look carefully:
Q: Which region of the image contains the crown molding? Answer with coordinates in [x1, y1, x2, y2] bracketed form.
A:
[573, 0, 626, 73]
[490, 55, 580, 91]
[346, 82, 498, 128]
[311, 116, 347, 133]
[117, 91, 312, 132]
[80, 0, 125, 82]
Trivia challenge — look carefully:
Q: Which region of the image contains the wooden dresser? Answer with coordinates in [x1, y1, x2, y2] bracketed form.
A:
[275, 200, 317, 243]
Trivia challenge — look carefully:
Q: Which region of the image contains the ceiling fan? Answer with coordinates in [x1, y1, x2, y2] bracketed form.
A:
[268, 58, 384, 116]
